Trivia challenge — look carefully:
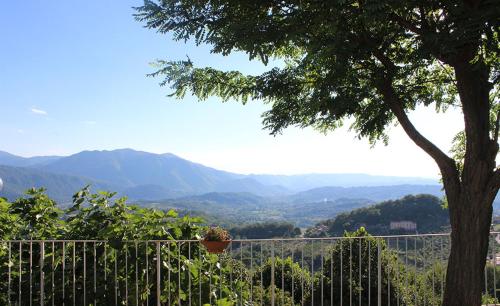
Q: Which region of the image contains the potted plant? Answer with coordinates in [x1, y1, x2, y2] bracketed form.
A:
[201, 226, 231, 254]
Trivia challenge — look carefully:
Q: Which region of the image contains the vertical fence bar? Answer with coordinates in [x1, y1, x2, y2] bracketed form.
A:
[431, 237, 435, 302]
[144, 241, 149, 305]
[104, 243, 107, 301]
[359, 238, 362, 306]
[377, 239, 381, 306]
[166, 242, 171, 305]
[125, 243, 128, 306]
[240, 242, 244, 306]
[72, 243, 75, 306]
[8, 242, 11, 306]
[18, 242, 22, 306]
[321, 239, 324, 306]
[156, 242, 160, 306]
[250, 242, 253, 304]
[405, 237, 408, 305]
[83, 242, 86, 306]
[52, 241, 55, 306]
[167, 242, 171, 306]
[311, 240, 315, 306]
[30, 241, 32, 306]
[282, 240, 285, 305]
[331, 239, 334, 306]
[271, 241, 275, 306]
[94, 242, 97, 306]
[396, 237, 400, 306]
[349, 239, 352, 306]
[115, 248, 118, 306]
[300, 241, 304, 306]
[62, 242, 65, 305]
[387, 238, 390, 306]
[368, 239, 371, 306]
[199, 243, 202, 306]
[145, 242, 149, 305]
[441, 236, 444, 303]
[179, 242, 182, 306]
[188, 242, 192, 306]
[135, 242, 138, 306]
[414, 237, 417, 305]
[262, 241, 264, 306]
[340, 239, 343, 306]
[40, 241, 45, 306]
[493, 234, 497, 301]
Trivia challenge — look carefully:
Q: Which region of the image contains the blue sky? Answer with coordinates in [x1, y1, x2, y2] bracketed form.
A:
[0, 1, 464, 177]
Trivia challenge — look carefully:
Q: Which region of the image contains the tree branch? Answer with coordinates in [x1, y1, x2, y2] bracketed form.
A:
[391, 13, 423, 35]
[494, 109, 500, 142]
[377, 77, 461, 190]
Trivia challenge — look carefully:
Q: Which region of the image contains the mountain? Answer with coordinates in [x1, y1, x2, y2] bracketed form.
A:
[0, 151, 61, 167]
[306, 194, 449, 236]
[249, 173, 439, 191]
[38, 149, 240, 191]
[35, 149, 291, 197]
[0, 165, 111, 203]
[0, 149, 442, 202]
[288, 184, 443, 203]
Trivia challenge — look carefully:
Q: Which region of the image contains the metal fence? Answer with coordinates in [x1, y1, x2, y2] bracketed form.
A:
[0, 233, 499, 305]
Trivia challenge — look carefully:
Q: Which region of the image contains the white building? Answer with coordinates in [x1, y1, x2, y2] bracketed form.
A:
[390, 221, 417, 231]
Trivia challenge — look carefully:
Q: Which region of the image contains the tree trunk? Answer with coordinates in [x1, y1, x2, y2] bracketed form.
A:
[442, 187, 494, 306]
[440, 55, 498, 306]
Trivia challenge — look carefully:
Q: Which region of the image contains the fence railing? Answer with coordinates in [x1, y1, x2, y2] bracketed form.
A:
[1, 233, 499, 305]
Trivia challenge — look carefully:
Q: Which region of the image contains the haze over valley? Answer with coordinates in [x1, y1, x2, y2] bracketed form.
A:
[0, 148, 446, 226]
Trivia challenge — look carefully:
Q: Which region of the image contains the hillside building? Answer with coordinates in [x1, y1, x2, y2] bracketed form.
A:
[390, 221, 417, 231]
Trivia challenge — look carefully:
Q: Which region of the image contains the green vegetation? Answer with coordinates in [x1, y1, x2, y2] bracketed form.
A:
[230, 222, 301, 239]
[0, 188, 461, 305]
[307, 195, 449, 237]
[0, 187, 249, 305]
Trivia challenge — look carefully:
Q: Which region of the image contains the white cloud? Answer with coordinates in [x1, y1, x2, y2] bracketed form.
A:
[31, 108, 48, 115]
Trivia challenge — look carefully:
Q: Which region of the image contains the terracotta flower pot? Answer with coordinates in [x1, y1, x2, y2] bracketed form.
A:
[201, 240, 231, 254]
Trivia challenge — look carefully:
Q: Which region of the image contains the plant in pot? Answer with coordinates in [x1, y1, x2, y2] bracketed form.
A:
[201, 226, 231, 254]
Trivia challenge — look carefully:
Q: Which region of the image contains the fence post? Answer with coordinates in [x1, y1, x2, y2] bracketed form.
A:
[40, 242, 45, 306]
[377, 240, 381, 306]
[156, 242, 161, 306]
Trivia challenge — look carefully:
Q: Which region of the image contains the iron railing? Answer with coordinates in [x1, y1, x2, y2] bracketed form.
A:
[1, 233, 499, 305]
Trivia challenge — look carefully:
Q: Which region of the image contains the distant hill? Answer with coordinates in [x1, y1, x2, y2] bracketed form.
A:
[306, 194, 449, 237]
[39, 149, 242, 191]
[249, 173, 439, 191]
[0, 149, 442, 202]
[0, 151, 61, 167]
[0, 165, 110, 203]
[288, 185, 443, 203]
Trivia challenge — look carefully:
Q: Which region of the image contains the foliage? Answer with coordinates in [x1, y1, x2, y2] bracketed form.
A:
[8, 188, 65, 239]
[0, 187, 248, 305]
[255, 256, 313, 304]
[203, 226, 231, 241]
[230, 222, 301, 239]
[134, 0, 498, 143]
[306, 195, 449, 237]
[317, 227, 400, 305]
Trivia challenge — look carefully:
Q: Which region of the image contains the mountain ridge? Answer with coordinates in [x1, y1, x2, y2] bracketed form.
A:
[0, 149, 441, 202]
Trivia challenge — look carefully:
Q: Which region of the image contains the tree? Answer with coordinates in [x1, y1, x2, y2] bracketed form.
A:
[135, 1, 499, 304]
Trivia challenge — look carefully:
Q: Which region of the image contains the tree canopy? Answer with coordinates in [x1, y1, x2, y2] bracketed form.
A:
[135, 0, 498, 142]
[135, 1, 499, 304]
